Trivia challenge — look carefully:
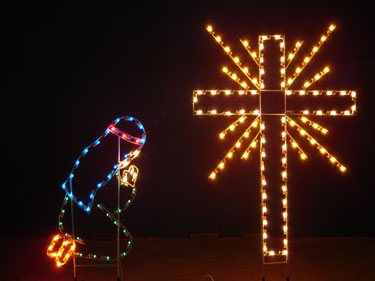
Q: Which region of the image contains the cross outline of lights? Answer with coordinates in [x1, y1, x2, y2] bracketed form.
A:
[193, 23, 357, 263]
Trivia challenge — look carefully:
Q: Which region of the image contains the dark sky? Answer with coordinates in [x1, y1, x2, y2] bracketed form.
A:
[3, 2, 374, 239]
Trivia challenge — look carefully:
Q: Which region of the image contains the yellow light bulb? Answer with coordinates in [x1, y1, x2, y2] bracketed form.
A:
[222, 67, 228, 73]
[216, 36, 221, 42]
[243, 40, 249, 47]
[236, 142, 241, 148]
[219, 132, 225, 139]
[209, 172, 216, 180]
[227, 152, 233, 158]
[329, 24, 336, 31]
[219, 162, 224, 169]
[234, 57, 240, 63]
[242, 152, 249, 159]
[206, 25, 213, 32]
[340, 166, 346, 172]
[225, 46, 230, 53]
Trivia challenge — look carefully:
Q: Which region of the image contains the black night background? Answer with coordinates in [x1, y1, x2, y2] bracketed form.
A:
[2, 1, 375, 243]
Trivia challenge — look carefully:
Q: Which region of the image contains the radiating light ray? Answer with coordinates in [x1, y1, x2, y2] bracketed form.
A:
[219, 115, 249, 139]
[240, 38, 260, 66]
[206, 25, 260, 89]
[222, 66, 251, 89]
[287, 117, 346, 172]
[286, 24, 336, 88]
[286, 131, 308, 160]
[241, 131, 261, 159]
[210, 118, 260, 179]
[299, 116, 329, 134]
[286, 41, 303, 69]
[302, 66, 330, 89]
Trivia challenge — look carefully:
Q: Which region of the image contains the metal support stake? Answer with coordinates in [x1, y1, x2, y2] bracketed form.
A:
[70, 181, 77, 281]
[117, 136, 122, 281]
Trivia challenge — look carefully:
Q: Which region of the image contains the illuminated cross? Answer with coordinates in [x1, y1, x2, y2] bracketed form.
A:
[192, 24, 356, 269]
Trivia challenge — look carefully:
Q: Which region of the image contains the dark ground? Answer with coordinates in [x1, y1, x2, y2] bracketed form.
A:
[0, 236, 374, 281]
